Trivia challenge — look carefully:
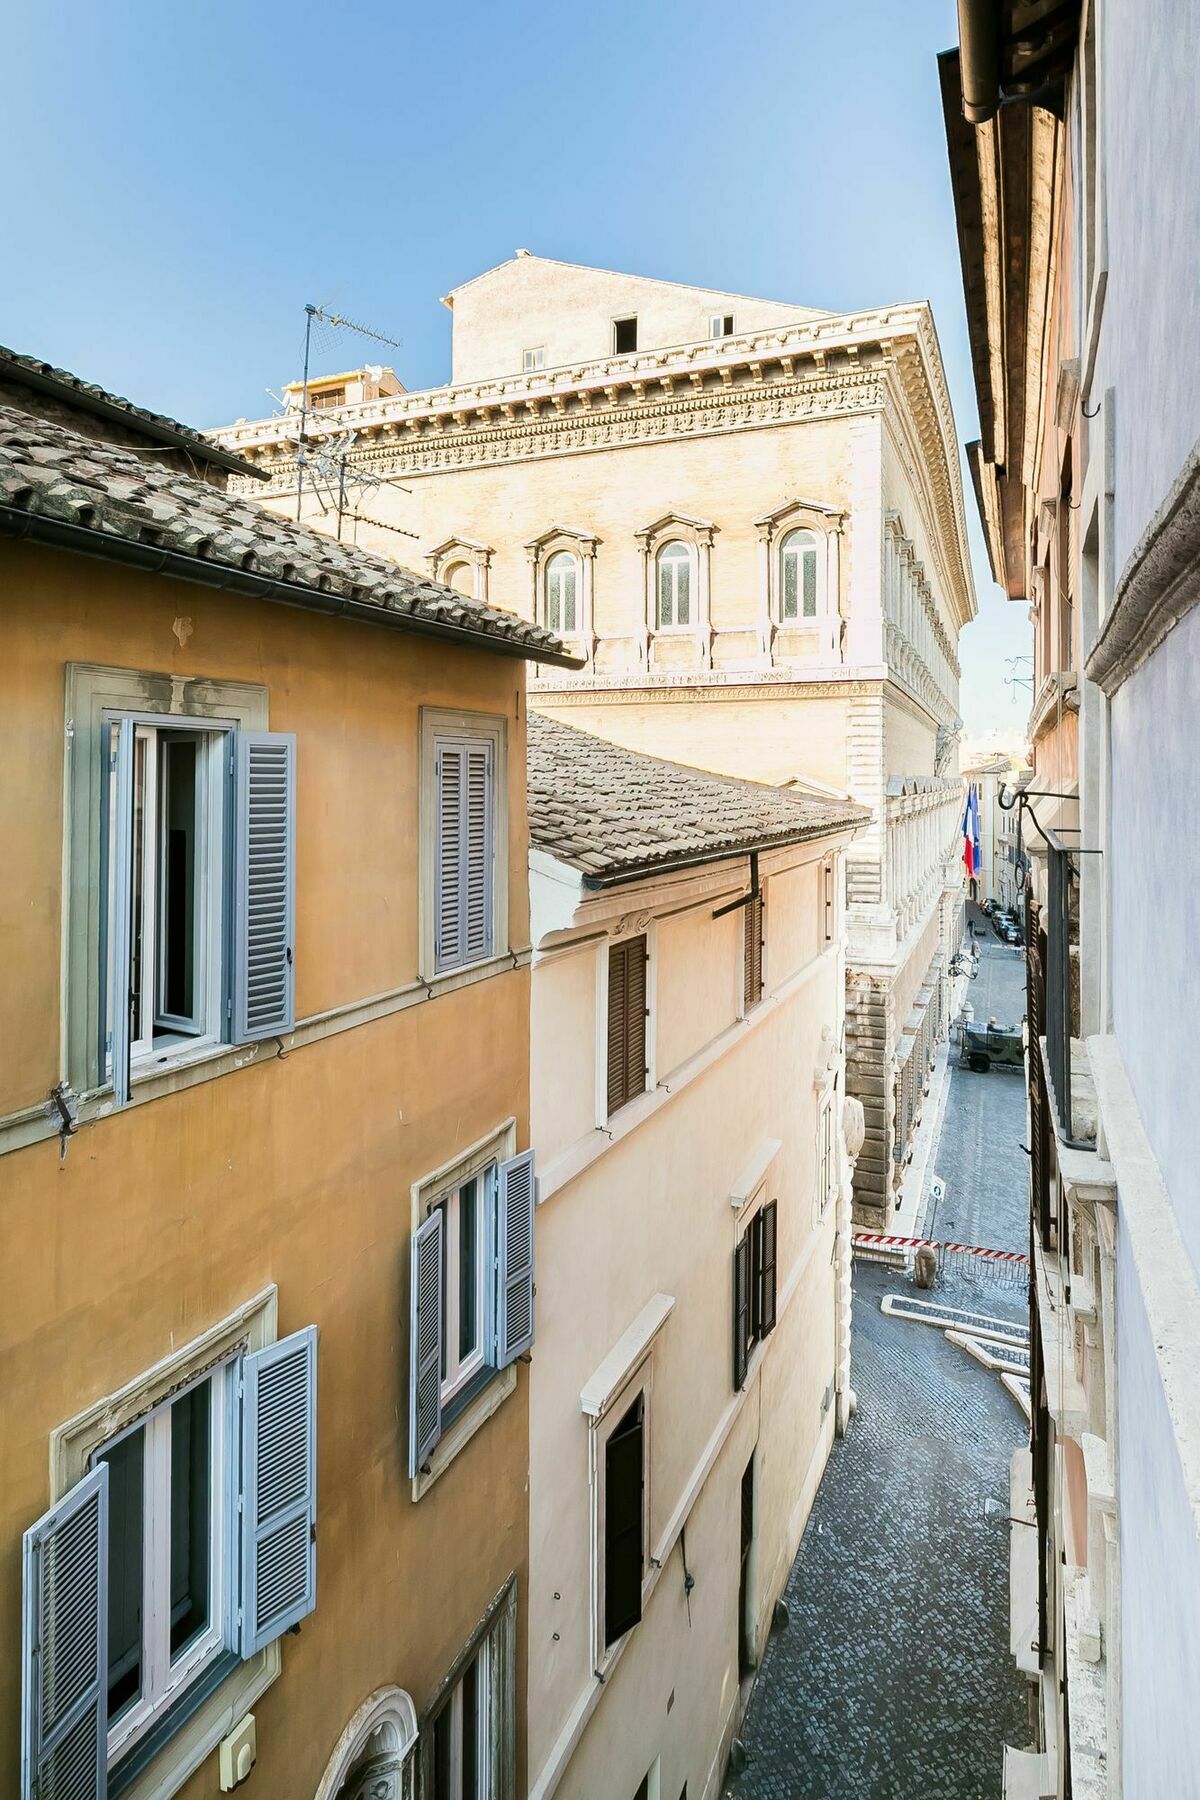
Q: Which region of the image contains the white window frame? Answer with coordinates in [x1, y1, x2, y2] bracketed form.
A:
[65, 664, 269, 1098]
[92, 1360, 236, 1766]
[418, 1578, 517, 1800]
[432, 1168, 494, 1408]
[654, 541, 694, 631]
[106, 718, 231, 1080]
[778, 527, 822, 622]
[590, 1358, 653, 1672]
[411, 1120, 519, 1500]
[708, 313, 734, 339]
[543, 549, 581, 636]
[522, 346, 545, 373]
[419, 708, 509, 985]
[49, 1289, 281, 1800]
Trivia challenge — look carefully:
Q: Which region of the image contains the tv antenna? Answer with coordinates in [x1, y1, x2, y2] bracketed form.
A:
[294, 301, 405, 523]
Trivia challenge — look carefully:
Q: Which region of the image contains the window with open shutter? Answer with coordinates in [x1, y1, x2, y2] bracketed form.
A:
[756, 1201, 778, 1337]
[22, 1464, 108, 1800]
[603, 1394, 644, 1646]
[743, 891, 764, 1013]
[606, 936, 647, 1117]
[104, 717, 136, 1108]
[234, 732, 296, 1042]
[409, 1210, 445, 1477]
[240, 1327, 317, 1654]
[732, 1235, 751, 1391]
[497, 1151, 536, 1366]
[435, 737, 495, 974]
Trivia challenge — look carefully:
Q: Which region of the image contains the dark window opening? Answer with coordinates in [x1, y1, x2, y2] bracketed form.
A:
[100, 1425, 145, 1721]
[614, 317, 638, 354]
[168, 1381, 211, 1658]
[739, 1452, 756, 1676]
[733, 1202, 778, 1389]
[604, 1393, 645, 1647]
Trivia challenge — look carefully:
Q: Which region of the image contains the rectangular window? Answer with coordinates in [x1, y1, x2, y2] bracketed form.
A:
[819, 1094, 835, 1215]
[434, 734, 496, 973]
[92, 1367, 232, 1762]
[733, 1201, 778, 1389]
[310, 386, 345, 410]
[743, 891, 764, 1013]
[105, 721, 227, 1075]
[606, 935, 648, 1116]
[709, 314, 734, 339]
[613, 316, 638, 354]
[738, 1452, 756, 1675]
[603, 1392, 645, 1647]
[522, 346, 545, 373]
[435, 1172, 490, 1407]
[433, 1639, 490, 1800]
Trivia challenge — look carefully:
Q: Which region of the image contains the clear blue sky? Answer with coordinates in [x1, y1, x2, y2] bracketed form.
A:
[4, 0, 1029, 735]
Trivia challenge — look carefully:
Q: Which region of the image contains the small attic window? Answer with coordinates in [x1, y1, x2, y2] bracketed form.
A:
[613, 317, 638, 355]
[310, 386, 345, 411]
[523, 347, 545, 373]
[709, 314, 735, 339]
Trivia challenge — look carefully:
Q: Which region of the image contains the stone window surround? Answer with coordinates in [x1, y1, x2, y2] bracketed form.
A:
[425, 535, 494, 603]
[754, 497, 844, 662]
[635, 511, 717, 668]
[50, 1287, 282, 1800]
[313, 1688, 419, 1800]
[525, 525, 599, 664]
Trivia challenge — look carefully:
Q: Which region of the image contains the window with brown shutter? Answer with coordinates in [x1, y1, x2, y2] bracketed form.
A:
[733, 1200, 778, 1390]
[607, 935, 647, 1117]
[743, 891, 764, 1013]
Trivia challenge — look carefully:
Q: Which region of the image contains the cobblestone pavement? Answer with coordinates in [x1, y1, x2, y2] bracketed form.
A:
[727, 1264, 1029, 1800]
[727, 902, 1032, 1798]
[927, 919, 1028, 1256]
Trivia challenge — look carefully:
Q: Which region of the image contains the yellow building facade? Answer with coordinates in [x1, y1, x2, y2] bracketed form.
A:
[0, 356, 574, 1800]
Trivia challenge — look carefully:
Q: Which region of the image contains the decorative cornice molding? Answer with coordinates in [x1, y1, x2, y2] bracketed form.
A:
[530, 673, 886, 706]
[1086, 429, 1200, 694]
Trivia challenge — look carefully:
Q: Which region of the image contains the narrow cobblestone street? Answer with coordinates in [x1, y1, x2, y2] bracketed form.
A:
[729, 914, 1030, 1799]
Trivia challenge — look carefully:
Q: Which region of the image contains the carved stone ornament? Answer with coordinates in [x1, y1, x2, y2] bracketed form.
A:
[612, 911, 653, 938]
[842, 1094, 866, 1164]
[813, 1024, 841, 1092]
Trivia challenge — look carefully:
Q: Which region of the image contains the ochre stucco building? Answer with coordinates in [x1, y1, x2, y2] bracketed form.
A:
[218, 253, 977, 1226]
[0, 348, 575, 1800]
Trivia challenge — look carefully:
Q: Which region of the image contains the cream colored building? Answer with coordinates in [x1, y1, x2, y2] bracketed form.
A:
[216, 251, 977, 1226]
[962, 753, 1030, 910]
[524, 714, 865, 1799]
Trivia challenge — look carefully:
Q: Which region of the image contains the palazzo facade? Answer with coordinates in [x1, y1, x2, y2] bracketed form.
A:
[217, 253, 976, 1226]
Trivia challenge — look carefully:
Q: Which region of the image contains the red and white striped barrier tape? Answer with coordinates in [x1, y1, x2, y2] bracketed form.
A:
[852, 1231, 1028, 1267]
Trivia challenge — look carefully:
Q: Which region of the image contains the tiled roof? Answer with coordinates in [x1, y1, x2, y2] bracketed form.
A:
[0, 404, 578, 666]
[0, 344, 262, 478]
[527, 713, 868, 885]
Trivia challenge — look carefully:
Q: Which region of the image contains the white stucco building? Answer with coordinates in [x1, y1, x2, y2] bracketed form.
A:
[944, 2, 1200, 1792]
[523, 714, 865, 1798]
[216, 253, 976, 1228]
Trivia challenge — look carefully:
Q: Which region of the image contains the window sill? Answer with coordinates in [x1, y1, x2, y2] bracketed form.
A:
[111, 1643, 280, 1800]
[412, 1362, 517, 1502]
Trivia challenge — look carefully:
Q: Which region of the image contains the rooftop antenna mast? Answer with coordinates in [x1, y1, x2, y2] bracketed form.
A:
[293, 301, 404, 526]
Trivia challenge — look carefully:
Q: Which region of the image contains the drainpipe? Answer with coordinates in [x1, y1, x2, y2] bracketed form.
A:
[956, 0, 1001, 123]
[835, 1093, 866, 1435]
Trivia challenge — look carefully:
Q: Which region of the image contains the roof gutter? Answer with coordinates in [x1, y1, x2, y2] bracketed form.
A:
[579, 817, 868, 891]
[955, 0, 1001, 123]
[1, 360, 266, 481]
[0, 505, 585, 670]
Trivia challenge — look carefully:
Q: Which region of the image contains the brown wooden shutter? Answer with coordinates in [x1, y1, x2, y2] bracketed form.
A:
[758, 1201, 778, 1337]
[743, 892, 764, 1012]
[603, 1394, 644, 1645]
[607, 936, 647, 1116]
[732, 1235, 751, 1391]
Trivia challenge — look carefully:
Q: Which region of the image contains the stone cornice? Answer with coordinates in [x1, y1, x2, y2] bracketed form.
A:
[219, 304, 974, 633]
[530, 672, 886, 705]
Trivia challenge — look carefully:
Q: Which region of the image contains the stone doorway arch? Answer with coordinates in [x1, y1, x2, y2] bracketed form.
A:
[314, 1687, 419, 1800]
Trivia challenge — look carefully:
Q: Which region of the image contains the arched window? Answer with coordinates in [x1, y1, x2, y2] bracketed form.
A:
[443, 560, 471, 595]
[656, 541, 692, 627]
[544, 550, 579, 633]
[780, 529, 820, 620]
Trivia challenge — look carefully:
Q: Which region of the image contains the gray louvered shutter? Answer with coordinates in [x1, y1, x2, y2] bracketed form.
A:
[408, 1210, 444, 1477]
[435, 743, 464, 972]
[22, 1463, 108, 1800]
[105, 717, 136, 1108]
[496, 1150, 536, 1365]
[463, 742, 494, 964]
[240, 1327, 317, 1655]
[233, 732, 296, 1042]
[759, 1201, 778, 1338]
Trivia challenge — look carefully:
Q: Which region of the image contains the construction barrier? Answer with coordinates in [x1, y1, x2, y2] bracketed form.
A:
[853, 1231, 1029, 1288]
